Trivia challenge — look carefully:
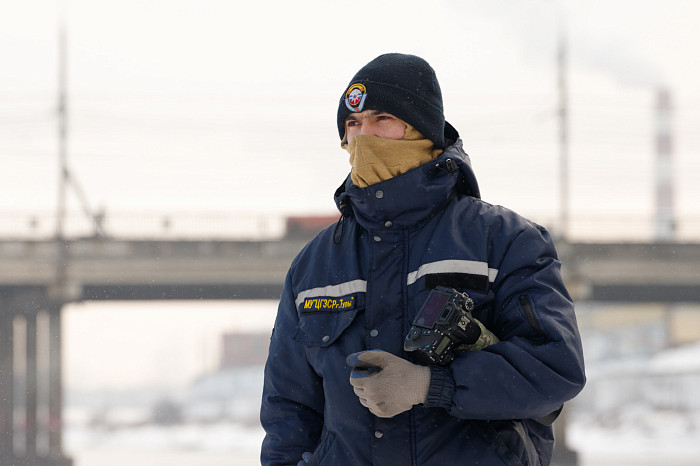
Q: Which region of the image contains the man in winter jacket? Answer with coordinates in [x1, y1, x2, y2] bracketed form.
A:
[260, 53, 586, 466]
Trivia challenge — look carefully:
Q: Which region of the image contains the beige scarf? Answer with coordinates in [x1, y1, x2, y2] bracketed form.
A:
[343, 124, 443, 188]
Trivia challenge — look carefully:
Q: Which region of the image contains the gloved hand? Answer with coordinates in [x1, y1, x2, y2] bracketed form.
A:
[457, 317, 500, 351]
[346, 350, 430, 418]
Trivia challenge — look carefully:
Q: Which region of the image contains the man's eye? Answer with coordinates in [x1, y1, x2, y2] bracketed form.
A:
[376, 115, 393, 121]
[346, 121, 360, 127]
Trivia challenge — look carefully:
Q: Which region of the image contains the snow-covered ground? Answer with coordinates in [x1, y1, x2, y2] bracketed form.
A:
[569, 408, 700, 465]
[64, 411, 700, 466]
[65, 421, 263, 466]
[63, 344, 700, 466]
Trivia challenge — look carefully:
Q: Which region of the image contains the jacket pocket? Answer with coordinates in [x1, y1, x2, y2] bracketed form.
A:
[293, 306, 361, 347]
[485, 419, 541, 466]
[517, 294, 549, 345]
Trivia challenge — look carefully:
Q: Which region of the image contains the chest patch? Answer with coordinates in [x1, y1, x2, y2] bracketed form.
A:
[301, 294, 357, 314]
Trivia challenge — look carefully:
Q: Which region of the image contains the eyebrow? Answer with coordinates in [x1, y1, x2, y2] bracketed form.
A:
[345, 110, 383, 122]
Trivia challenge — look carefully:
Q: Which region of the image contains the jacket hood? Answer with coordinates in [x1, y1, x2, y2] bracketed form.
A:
[334, 136, 480, 231]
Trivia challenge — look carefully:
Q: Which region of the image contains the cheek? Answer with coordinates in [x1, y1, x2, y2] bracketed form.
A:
[345, 128, 358, 144]
[386, 122, 407, 140]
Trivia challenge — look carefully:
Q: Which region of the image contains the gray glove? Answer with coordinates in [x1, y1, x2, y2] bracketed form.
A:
[347, 350, 430, 418]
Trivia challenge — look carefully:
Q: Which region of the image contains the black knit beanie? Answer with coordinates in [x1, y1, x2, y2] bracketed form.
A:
[337, 53, 446, 149]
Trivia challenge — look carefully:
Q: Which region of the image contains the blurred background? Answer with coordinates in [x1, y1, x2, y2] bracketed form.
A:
[1, 0, 700, 465]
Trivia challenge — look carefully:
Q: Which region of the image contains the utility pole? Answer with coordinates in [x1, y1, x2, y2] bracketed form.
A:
[551, 16, 579, 466]
[48, 4, 73, 465]
[54, 15, 102, 239]
[557, 25, 570, 241]
[56, 9, 68, 240]
[654, 88, 675, 242]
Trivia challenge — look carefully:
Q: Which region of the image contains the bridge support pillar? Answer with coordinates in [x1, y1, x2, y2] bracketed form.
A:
[0, 298, 14, 459]
[0, 289, 72, 466]
[48, 303, 68, 463]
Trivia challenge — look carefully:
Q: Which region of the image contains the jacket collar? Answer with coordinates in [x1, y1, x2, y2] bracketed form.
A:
[333, 139, 480, 231]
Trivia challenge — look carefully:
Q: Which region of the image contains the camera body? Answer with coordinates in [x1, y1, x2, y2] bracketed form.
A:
[403, 286, 481, 365]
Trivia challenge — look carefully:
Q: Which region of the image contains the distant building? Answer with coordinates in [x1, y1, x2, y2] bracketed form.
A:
[185, 366, 264, 424]
[184, 332, 270, 423]
[284, 215, 339, 239]
[220, 332, 270, 368]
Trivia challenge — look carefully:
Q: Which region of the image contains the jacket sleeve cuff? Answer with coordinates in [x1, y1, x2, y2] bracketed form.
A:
[423, 366, 455, 409]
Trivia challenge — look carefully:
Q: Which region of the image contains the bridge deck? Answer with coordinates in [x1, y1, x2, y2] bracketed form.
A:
[0, 238, 698, 303]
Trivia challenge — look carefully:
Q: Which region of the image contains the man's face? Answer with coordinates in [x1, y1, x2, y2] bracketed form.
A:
[344, 110, 406, 144]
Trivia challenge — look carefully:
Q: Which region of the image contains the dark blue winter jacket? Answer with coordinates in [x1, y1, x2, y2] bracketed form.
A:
[260, 135, 586, 466]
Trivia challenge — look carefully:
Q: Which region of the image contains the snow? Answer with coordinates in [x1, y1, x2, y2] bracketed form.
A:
[566, 341, 700, 465]
[64, 345, 700, 465]
[66, 421, 264, 453]
[649, 342, 700, 374]
[569, 408, 700, 465]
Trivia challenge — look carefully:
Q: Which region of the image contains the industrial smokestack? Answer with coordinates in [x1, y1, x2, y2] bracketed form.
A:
[654, 88, 675, 241]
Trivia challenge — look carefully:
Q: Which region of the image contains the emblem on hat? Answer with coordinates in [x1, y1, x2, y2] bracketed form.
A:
[344, 83, 367, 113]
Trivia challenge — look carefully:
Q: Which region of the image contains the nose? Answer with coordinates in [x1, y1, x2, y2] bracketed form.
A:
[359, 120, 377, 137]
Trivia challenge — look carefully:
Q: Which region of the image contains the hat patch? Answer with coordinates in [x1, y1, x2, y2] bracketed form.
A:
[344, 83, 367, 113]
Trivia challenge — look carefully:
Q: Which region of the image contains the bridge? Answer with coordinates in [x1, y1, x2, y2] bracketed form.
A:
[3, 235, 700, 304]
[1, 213, 700, 465]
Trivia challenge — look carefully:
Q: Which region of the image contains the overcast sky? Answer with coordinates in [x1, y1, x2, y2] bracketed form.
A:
[2, 0, 700, 239]
[2, 0, 700, 391]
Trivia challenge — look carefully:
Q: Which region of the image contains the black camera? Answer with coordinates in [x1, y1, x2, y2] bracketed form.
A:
[403, 286, 481, 365]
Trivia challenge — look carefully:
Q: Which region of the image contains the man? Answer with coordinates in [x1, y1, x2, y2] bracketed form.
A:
[260, 53, 585, 466]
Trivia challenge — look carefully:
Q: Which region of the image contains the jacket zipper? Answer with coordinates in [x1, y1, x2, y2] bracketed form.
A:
[518, 295, 547, 340]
